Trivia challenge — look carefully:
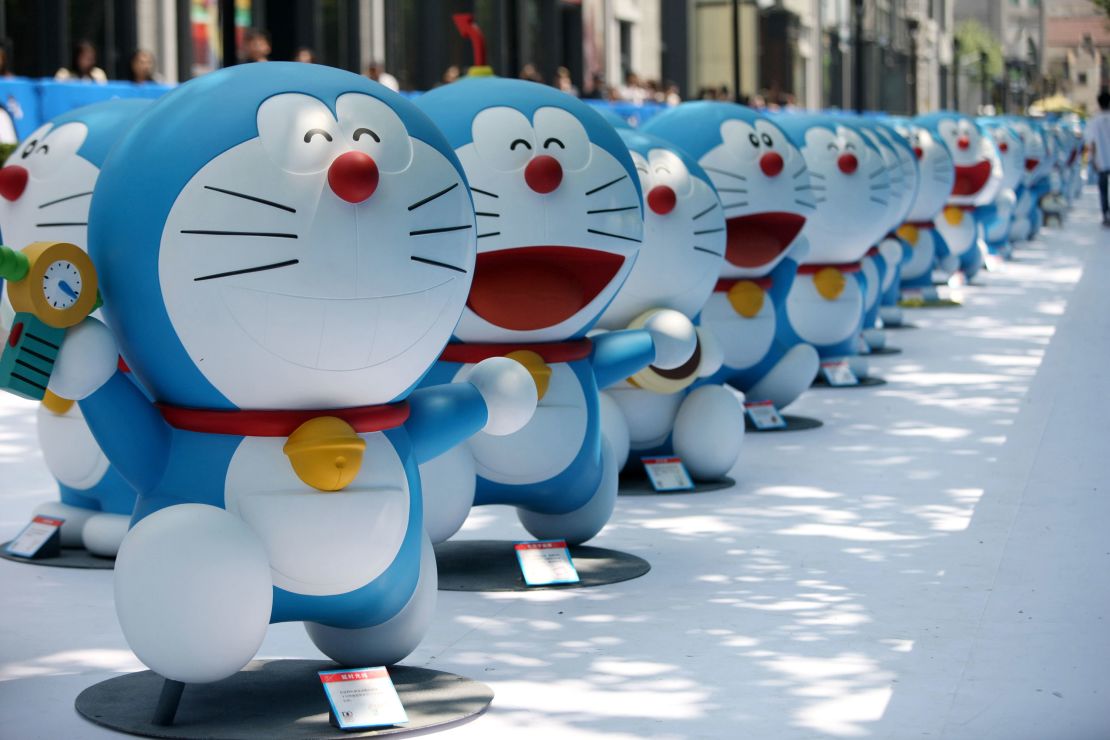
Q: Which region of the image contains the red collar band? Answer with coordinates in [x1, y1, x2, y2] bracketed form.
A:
[440, 338, 593, 364]
[158, 402, 411, 437]
[714, 276, 773, 292]
[797, 261, 862, 274]
[906, 221, 937, 229]
[866, 246, 880, 257]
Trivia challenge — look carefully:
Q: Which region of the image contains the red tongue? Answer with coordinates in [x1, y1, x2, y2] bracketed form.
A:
[467, 246, 625, 331]
[951, 160, 992, 196]
[724, 212, 806, 268]
[1024, 158, 1039, 172]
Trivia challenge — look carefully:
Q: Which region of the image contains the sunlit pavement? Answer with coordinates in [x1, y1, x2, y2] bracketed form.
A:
[1, 190, 1107, 740]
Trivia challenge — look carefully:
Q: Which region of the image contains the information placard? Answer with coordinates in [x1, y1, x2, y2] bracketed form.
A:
[820, 360, 859, 387]
[745, 400, 787, 430]
[641, 456, 695, 492]
[514, 540, 580, 586]
[319, 667, 408, 730]
[6, 515, 63, 558]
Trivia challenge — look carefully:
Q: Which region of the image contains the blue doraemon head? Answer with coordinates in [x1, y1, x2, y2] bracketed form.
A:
[774, 115, 892, 263]
[415, 77, 643, 344]
[642, 101, 811, 280]
[915, 112, 1001, 206]
[89, 63, 476, 411]
[855, 120, 914, 235]
[886, 117, 955, 222]
[0, 99, 153, 250]
[870, 121, 921, 227]
[978, 119, 1026, 192]
[597, 128, 725, 328]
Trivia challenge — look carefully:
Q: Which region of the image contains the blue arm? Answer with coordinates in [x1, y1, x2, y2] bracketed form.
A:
[406, 382, 489, 464]
[78, 370, 172, 495]
[768, 255, 799, 303]
[592, 329, 656, 390]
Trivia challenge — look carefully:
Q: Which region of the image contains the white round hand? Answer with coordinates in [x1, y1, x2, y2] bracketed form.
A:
[47, 318, 119, 401]
[461, 356, 538, 436]
[643, 309, 697, 370]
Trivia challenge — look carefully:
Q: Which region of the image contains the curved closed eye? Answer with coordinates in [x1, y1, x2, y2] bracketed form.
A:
[21, 139, 36, 158]
[654, 166, 671, 174]
[827, 143, 838, 152]
[304, 128, 333, 143]
[543, 137, 565, 149]
[36, 144, 48, 155]
[844, 143, 856, 151]
[353, 127, 379, 142]
[510, 138, 532, 151]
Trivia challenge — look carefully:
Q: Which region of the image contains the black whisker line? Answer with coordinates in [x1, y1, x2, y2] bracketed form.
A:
[813, 197, 827, 203]
[477, 232, 501, 238]
[587, 228, 641, 243]
[408, 182, 459, 211]
[693, 246, 723, 257]
[476, 212, 500, 218]
[869, 169, 885, 178]
[204, 185, 296, 213]
[693, 227, 724, 235]
[723, 202, 750, 209]
[38, 191, 93, 209]
[716, 187, 748, 193]
[809, 172, 826, 179]
[869, 197, 888, 205]
[194, 259, 299, 282]
[795, 184, 823, 191]
[703, 166, 747, 181]
[870, 184, 890, 190]
[793, 167, 807, 179]
[585, 175, 627, 196]
[181, 229, 297, 239]
[409, 224, 472, 236]
[587, 205, 639, 215]
[795, 200, 817, 209]
[35, 221, 87, 227]
[691, 203, 719, 220]
[470, 187, 499, 199]
[411, 256, 467, 273]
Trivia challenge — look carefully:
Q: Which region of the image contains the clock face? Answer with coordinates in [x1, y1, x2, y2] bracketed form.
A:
[42, 259, 83, 310]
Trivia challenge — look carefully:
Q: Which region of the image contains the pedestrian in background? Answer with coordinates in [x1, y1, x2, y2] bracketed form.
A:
[293, 47, 315, 64]
[1085, 89, 1110, 227]
[55, 40, 107, 83]
[128, 49, 161, 83]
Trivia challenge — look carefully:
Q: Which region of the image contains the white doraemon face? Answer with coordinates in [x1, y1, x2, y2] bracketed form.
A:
[797, 125, 891, 263]
[875, 127, 920, 226]
[598, 148, 725, 328]
[449, 106, 642, 343]
[697, 117, 811, 279]
[158, 92, 475, 410]
[860, 128, 909, 236]
[935, 117, 999, 204]
[0, 122, 97, 249]
[987, 125, 1025, 191]
[896, 124, 954, 222]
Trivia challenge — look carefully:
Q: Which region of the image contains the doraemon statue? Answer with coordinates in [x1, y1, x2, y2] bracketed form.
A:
[414, 76, 696, 546]
[917, 113, 1002, 283]
[1008, 117, 1051, 242]
[975, 119, 1025, 263]
[887, 121, 955, 300]
[597, 128, 743, 482]
[0, 99, 151, 557]
[870, 120, 920, 327]
[46, 63, 537, 685]
[642, 102, 819, 410]
[773, 115, 892, 379]
[1041, 120, 1075, 225]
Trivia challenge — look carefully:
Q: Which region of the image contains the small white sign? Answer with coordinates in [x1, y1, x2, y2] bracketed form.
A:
[319, 667, 408, 730]
[901, 288, 925, 303]
[821, 360, 859, 387]
[642, 456, 695, 492]
[745, 400, 786, 430]
[6, 515, 63, 558]
[514, 540, 580, 586]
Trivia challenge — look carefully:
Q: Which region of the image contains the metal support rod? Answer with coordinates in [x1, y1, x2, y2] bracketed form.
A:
[731, 0, 740, 103]
[152, 678, 186, 727]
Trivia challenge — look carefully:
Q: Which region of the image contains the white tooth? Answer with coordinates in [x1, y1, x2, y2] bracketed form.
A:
[318, 297, 379, 371]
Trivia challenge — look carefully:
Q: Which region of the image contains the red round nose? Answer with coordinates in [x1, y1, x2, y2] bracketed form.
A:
[957, 136, 970, 150]
[646, 185, 676, 215]
[328, 151, 379, 203]
[999, 141, 1009, 153]
[913, 146, 924, 160]
[837, 153, 859, 174]
[759, 151, 785, 177]
[524, 155, 563, 194]
[0, 165, 28, 201]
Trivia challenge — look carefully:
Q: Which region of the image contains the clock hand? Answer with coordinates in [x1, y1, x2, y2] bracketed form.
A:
[58, 280, 78, 300]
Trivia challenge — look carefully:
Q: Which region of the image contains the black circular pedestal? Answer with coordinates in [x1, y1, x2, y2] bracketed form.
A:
[745, 414, 824, 433]
[435, 539, 650, 592]
[867, 346, 903, 356]
[75, 660, 492, 739]
[618, 474, 736, 496]
[883, 321, 917, 330]
[0, 541, 114, 569]
[812, 375, 887, 389]
[899, 297, 962, 308]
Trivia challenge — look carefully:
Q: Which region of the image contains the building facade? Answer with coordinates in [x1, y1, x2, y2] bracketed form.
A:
[1044, 0, 1110, 114]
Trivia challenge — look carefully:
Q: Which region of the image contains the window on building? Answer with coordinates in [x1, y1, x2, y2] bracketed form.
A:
[619, 19, 632, 81]
[1078, 72, 1088, 85]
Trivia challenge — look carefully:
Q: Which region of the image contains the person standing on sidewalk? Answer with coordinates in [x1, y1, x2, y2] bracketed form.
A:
[1085, 90, 1110, 227]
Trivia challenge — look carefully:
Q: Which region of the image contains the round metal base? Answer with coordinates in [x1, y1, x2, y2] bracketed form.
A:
[746, 414, 824, 433]
[812, 376, 888, 389]
[0, 541, 113, 570]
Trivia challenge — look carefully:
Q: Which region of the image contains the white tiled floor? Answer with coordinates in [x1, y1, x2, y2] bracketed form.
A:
[1, 191, 1107, 739]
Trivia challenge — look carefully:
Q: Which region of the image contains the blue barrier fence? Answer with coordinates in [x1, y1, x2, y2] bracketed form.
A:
[0, 76, 668, 144]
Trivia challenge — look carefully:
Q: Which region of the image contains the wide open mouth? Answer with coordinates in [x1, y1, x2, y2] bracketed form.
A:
[468, 246, 625, 331]
[951, 160, 992, 196]
[1024, 158, 1039, 172]
[724, 212, 806, 268]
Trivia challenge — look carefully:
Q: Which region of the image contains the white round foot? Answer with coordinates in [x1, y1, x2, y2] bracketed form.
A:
[82, 512, 130, 557]
[672, 385, 743, 480]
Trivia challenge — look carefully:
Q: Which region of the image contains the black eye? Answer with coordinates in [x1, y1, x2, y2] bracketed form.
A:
[844, 143, 856, 151]
[353, 127, 379, 142]
[748, 133, 759, 147]
[761, 133, 773, 146]
[543, 137, 565, 149]
[510, 139, 532, 151]
[303, 128, 333, 143]
[654, 166, 671, 174]
[21, 139, 36, 158]
[36, 144, 48, 155]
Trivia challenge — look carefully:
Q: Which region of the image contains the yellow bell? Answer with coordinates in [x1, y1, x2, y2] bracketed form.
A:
[727, 280, 765, 318]
[814, 267, 846, 301]
[505, 350, 551, 401]
[283, 416, 366, 492]
[943, 206, 964, 226]
[40, 389, 75, 415]
[896, 224, 919, 245]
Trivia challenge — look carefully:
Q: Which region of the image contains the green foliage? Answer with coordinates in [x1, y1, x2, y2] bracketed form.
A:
[0, 142, 16, 163]
[1094, 0, 1110, 18]
[954, 19, 1004, 82]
